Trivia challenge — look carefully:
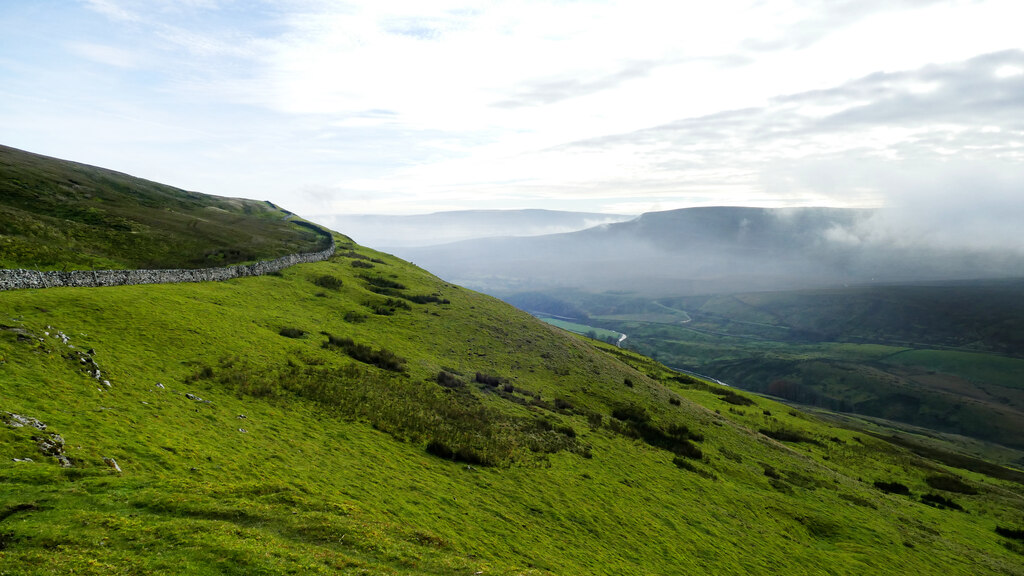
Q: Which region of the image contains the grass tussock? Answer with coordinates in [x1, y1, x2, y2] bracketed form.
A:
[322, 334, 405, 372]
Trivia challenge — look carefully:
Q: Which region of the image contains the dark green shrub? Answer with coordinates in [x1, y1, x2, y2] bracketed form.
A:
[716, 389, 755, 406]
[674, 456, 697, 472]
[313, 275, 343, 290]
[996, 526, 1024, 540]
[361, 275, 406, 290]
[623, 378, 633, 388]
[475, 372, 504, 387]
[436, 371, 463, 389]
[760, 428, 821, 445]
[425, 440, 492, 466]
[925, 475, 978, 495]
[611, 404, 649, 425]
[528, 397, 556, 411]
[343, 311, 366, 323]
[610, 404, 702, 458]
[666, 424, 690, 438]
[921, 493, 964, 511]
[873, 481, 911, 495]
[670, 373, 700, 386]
[668, 397, 681, 406]
[425, 440, 454, 459]
[553, 397, 574, 411]
[672, 439, 703, 460]
[323, 334, 405, 371]
[187, 365, 215, 381]
[366, 285, 403, 298]
[673, 457, 716, 480]
[351, 260, 374, 269]
[367, 298, 411, 315]
[340, 250, 370, 260]
[406, 294, 451, 305]
[718, 448, 743, 463]
[278, 327, 305, 338]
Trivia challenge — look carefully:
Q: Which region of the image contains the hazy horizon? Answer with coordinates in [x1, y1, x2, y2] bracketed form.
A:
[2, 1, 1022, 251]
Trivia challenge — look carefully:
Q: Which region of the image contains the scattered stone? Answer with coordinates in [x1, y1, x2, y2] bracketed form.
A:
[102, 380, 112, 388]
[103, 457, 122, 473]
[4, 412, 47, 430]
[238, 428, 247, 433]
[35, 433, 71, 467]
[156, 382, 165, 389]
[12, 458, 34, 463]
[237, 414, 247, 419]
[185, 393, 202, 401]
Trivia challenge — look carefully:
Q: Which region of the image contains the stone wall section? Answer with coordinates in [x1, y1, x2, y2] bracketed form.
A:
[0, 239, 336, 292]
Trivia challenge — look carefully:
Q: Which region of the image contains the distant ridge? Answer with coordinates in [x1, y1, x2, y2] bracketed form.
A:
[396, 205, 1024, 295]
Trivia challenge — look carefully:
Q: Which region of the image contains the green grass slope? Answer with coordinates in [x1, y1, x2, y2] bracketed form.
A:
[2, 240, 1024, 575]
[1, 150, 1023, 574]
[0, 145, 329, 270]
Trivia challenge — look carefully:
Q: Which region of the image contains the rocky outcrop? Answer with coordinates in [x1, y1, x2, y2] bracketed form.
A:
[0, 238, 335, 291]
[3, 412, 47, 431]
[35, 433, 71, 468]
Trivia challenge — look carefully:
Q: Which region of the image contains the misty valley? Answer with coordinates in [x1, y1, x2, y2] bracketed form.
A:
[385, 207, 1024, 468]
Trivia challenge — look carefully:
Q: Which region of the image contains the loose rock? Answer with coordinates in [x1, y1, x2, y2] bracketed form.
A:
[3, 412, 47, 430]
[35, 433, 71, 467]
[103, 457, 122, 473]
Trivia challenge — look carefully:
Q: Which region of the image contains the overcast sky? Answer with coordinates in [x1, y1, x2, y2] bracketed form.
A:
[2, 1, 1022, 230]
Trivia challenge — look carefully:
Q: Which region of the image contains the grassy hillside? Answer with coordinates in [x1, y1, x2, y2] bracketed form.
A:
[2, 238, 1024, 574]
[2, 151, 1024, 574]
[0, 145, 329, 270]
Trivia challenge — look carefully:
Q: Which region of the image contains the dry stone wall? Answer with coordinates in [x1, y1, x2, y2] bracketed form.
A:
[0, 241, 335, 292]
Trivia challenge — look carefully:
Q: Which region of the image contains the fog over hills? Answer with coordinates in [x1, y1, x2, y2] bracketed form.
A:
[396, 206, 1024, 295]
[323, 209, 632, 249]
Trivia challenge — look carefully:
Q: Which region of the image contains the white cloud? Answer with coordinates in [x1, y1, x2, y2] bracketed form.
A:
[66, 41, 142, 68]
[0, 0, 1020, 225]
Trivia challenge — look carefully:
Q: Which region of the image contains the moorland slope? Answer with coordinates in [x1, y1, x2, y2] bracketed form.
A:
[2, 148, 1023, 575]
[0, 145, 329, 271]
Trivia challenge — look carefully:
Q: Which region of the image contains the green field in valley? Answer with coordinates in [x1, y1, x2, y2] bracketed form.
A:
[536, 316, 623, 342]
